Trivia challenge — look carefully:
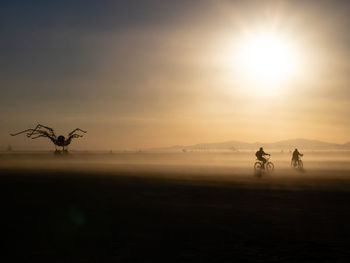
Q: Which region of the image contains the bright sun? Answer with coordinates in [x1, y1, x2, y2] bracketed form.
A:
[234, 32, 299, 94]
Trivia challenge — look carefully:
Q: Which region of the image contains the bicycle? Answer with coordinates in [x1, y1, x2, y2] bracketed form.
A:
[291, 158, 303, 169]
[254, 156, 274, 172]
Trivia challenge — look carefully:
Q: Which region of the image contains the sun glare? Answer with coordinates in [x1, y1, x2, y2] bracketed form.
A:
[239, 35, 294, 79]
[233, 31, 300, 95]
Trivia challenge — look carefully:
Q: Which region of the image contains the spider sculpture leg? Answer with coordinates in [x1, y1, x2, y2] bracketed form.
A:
[68, 128, 87, 136]
[10, 129, 35, 137]
[28, 124, 54, 137]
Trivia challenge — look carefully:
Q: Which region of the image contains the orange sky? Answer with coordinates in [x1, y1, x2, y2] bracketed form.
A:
[2, 1, 350, 150]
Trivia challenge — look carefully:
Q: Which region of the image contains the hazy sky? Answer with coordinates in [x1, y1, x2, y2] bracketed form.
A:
[2, 0, 350, 150]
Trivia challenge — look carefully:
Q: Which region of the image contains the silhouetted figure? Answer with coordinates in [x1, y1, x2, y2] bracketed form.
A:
[7, 145, 12, 152]
[10, 124, 87, 153]
[255, 147, 270, 169]
[291, 148, 303, 167]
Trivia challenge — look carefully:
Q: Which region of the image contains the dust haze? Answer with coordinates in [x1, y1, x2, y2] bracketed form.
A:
[3, 150, 350, 261]
[2, 150, 350, 185]
[3, 0, 350, 261]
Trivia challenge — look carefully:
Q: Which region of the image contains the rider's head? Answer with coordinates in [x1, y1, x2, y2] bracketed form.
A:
[259, 147, 263, 151]
[295, 148, 298, 151]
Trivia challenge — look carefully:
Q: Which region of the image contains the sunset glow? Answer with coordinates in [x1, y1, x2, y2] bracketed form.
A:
[238, 33, 297, 79]
[2, 1, 350, 150]
[232, 31, 300, 95]
[3, 2, 350, 262]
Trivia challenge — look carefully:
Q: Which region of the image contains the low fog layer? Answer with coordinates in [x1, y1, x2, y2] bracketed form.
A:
[1, 151, 350, 179]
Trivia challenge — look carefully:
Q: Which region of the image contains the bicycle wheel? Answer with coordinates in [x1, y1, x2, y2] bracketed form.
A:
[254, 162, 262, 170]
[266, 162, 274, 172]
[298, 160, 303, 169]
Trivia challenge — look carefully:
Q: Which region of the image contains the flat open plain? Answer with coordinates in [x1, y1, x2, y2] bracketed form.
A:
[1, 151, 350, 262]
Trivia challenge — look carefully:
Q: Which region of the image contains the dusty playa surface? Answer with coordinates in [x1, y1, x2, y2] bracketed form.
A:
[1, 151, 350, 262]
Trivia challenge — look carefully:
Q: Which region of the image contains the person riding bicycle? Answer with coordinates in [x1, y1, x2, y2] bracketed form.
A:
[291, 148, 303, 165]
[255, 147, 270, 169]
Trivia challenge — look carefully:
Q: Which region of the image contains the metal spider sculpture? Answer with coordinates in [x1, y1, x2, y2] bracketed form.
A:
[11, 124, 87, 153]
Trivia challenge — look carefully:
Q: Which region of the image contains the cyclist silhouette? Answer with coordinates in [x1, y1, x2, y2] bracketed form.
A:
[291, 148, 303, 165]
[255, 147, 270, 169]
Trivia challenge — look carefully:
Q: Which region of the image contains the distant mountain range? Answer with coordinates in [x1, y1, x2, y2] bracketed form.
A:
[153, 138, 350, 151]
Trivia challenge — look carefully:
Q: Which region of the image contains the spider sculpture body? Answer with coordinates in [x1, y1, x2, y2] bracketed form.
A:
[11, 124, 87, 153]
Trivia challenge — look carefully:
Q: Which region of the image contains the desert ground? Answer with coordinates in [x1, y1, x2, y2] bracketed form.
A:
[1, 151, 350, 262]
